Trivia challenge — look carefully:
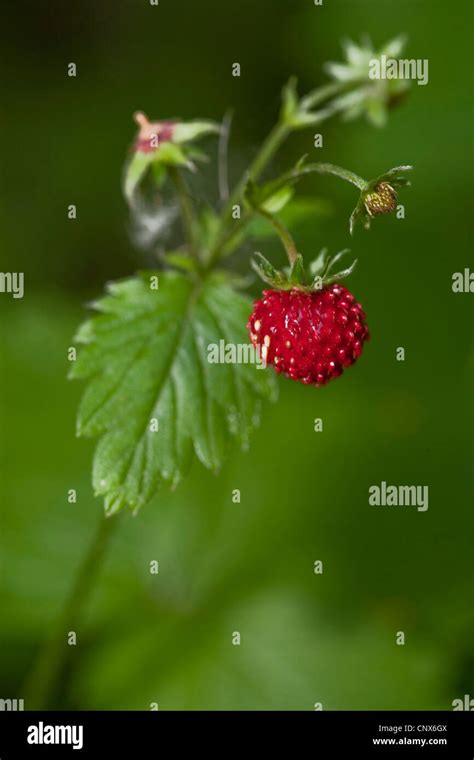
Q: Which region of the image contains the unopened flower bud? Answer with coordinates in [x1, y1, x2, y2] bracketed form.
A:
[133, 111, 176, 153]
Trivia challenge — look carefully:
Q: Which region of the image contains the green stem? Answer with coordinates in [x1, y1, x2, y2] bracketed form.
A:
[220, 80, 355, 221]
[229, 162, 366, 266]
[218, 109, 233, 202]
[304, 162, 367, 190]
[222, 120, 291, 223]
[256, 208, 299, 266]
[169, 167, 199, 257]
[246, 121, 290, 187]
[207, 121, 290, 269]
[209, 103, 356, 267]
[216, 212, 253, 257]
[254, 162, 367, 205]
[300, 79, 354, 111]
[23, 515, 117, 710]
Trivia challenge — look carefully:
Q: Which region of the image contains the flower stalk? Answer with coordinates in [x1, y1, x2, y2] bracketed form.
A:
[23, 516, 117, 709]
[168, 166, 199, 258]
[255, 207, 299, 266]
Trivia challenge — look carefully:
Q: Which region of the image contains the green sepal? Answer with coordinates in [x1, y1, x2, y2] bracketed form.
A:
[251, 248, 358, 292]
[123, 151, 154, 202]
[123, 144, 196, 203]
[310, 248, 357, 287]
[152, 161, 167, 187]
[309, 248, 328, 277]
[281, 77, 300, 126]
[280, 77, 337, 129]
[323, 257, 358, 285]
[372, 165, 413, 188]
[185, 146, 210, 163]
[350, 164, 412, 235]
[289, 254, 305, 285]
[250, 252, 287, 289]
[320, 248, 351, 280]
[156, 142, 195, 169]
[172, 121, 220, 144]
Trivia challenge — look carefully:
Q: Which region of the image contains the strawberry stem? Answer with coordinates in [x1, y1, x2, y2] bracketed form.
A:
[255, 206, 299, 266]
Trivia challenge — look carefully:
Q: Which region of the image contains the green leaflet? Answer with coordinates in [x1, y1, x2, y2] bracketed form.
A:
[70, 271, 277, 515]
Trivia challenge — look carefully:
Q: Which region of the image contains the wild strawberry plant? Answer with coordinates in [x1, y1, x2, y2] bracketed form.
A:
[71, 37, 413, 516]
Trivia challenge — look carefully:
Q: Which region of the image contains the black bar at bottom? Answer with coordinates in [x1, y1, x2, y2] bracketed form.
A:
[0, 710, 472, 757]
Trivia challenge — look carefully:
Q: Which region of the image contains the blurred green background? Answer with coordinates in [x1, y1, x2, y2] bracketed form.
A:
[1, 0, 473, 710]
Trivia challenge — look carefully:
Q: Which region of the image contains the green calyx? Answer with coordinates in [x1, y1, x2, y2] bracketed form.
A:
[350, 165, 412, 234]
[251, 248, 358, 292]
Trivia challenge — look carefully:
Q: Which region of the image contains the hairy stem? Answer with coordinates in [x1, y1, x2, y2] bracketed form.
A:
[256, 208, 299, 265]
[246, 120, 291, 188]
[300, 79, 353, 111]
[207, 121, 290, 268]
[169, 167, 199, 257]
[217, 80, 354, 230]
[304, 162, 367, 190]
[215, 159, 367, 267]
[215, 212, 253, 257]
[23, 515, 117, 710]
[253, 162, 367, 206]
[218, 110, 233, 202]
[208, 83, 358, 267]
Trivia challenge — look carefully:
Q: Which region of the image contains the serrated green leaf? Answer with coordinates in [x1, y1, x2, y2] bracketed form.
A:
[71, 272, 277, 514]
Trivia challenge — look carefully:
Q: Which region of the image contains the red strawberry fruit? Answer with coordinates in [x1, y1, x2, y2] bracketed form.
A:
[248, 251, 369, 387]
